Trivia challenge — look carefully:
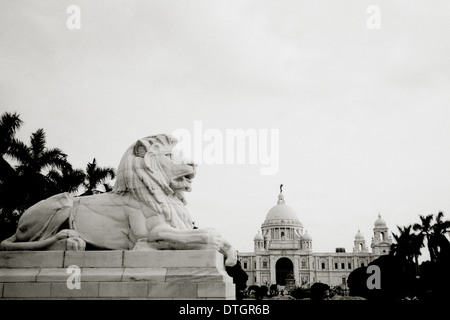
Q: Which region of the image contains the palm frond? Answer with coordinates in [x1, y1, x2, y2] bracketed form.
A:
[83, 158, 115, 192]
[30, 128, 46, 159]
[39, 148, 68, 170]
[7, 139, 31, 166]
[0, 112, 23, 150]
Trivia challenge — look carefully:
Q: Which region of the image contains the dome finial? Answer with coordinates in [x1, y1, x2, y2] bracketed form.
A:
[374, 214, 386, 227]
[355, 229, 364, 240]
[278, 184, 285, 204]
[254, 230, 263, 241]
[303, 230, 312, 240]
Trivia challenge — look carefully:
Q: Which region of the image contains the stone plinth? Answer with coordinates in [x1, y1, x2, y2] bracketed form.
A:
[0, 250, 235, 300]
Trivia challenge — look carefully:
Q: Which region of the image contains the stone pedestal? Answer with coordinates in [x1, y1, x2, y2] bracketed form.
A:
[0, 250, 235, 299]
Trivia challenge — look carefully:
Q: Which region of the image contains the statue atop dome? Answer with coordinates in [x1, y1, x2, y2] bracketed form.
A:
[278, 184, 285, 205]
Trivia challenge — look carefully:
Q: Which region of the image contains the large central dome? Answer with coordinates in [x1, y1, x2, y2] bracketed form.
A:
[262, 189, 303, 228]
[265, 203, 299, 221]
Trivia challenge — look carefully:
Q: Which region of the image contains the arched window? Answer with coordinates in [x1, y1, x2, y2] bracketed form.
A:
[379, 232, 385, 241]
[359, 243, 363, 250]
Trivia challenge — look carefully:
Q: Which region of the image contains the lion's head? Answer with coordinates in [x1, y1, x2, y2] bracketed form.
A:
[114, 134, 196, 230]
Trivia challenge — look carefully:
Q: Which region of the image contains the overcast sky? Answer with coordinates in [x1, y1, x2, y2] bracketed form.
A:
[1, 1, 450, 254]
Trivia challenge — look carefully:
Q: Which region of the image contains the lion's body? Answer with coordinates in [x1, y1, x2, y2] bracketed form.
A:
[71, 192, 143, 250]
[0, 192, 134, 250]
[0, 134, 237, 266]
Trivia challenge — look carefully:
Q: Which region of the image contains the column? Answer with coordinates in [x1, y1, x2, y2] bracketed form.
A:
[293, 256, 300, 286]
[270, 256, 276, 284]
[255, 256, 260, 285]
[328, 256, 332, 285]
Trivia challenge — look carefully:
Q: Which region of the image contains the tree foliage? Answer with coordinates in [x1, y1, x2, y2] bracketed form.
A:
[348, 212, 450, 300]
[0, 112, 115, 241]
[82, 158, 115, 195]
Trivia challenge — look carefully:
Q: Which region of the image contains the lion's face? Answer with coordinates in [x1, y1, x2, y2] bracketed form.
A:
[113, 134, 197, 229]
[115, 134, 197, 204]
[157, 153, 196, 192]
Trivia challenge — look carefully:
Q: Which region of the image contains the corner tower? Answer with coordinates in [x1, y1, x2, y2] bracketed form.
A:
[353, 229, 368, 253]
[254, 230, 264, 252]
[371, 214, 392, 256]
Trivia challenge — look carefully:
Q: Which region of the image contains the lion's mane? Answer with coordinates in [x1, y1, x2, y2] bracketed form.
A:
[113, 134, 194, 230]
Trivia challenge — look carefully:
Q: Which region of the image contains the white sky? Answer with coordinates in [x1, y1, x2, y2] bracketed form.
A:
[1, 1, 450, 254]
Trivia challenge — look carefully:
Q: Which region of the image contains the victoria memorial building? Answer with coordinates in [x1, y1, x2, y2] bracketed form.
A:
[237, 187, 392, 288]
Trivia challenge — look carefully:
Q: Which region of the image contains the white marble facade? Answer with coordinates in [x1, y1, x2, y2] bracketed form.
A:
[238, 189, 392, 289]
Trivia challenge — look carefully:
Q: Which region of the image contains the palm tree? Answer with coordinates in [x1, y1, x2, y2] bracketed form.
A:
[390, 225, 423, 279]
[47, 163, 86, 194]
[0, 112, 23, 181]
[413, 215, 437, 262]
[0, 112, 23, 228]
[389, 226, 410, 261]
[409, 231, 424, 277]
[432, 212, 450, 237]
[82, 158, 115, 195]
[0, 124, 70, 240]
[431, 212, 450, 262]
[9, 128, 69, 211]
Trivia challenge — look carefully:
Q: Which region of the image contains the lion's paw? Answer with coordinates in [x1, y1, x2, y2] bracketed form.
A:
[65, 237, 86, 251]
[223, 244, 238, 267]
[224, 251, 237, 267]
[56, 229, 81, 240]
[202, 228, 224, 250]
[54, 229, 86, 251]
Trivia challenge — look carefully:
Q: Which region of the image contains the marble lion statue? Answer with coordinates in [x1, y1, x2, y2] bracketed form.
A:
[0, 134, 237, 266]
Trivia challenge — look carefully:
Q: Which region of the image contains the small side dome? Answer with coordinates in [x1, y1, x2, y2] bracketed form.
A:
[254, 230, 263, 241]
[355, 229, 364, 240]
[374, 214, 387, 227]
[302, 230, 312, 241]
